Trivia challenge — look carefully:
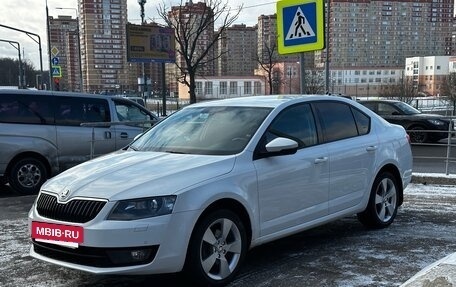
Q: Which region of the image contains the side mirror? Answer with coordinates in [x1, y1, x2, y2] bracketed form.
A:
[265, 137, 298, 153]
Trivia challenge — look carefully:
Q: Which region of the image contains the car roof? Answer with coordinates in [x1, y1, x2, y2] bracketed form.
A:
[358, 99, 401, 103]
[0, 89, 115, 100]
[188, 95, 353, 109]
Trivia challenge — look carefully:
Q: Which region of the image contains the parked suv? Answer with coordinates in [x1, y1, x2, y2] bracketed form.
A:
[0, 90, 158, 194]
[358, 99, 455, 143]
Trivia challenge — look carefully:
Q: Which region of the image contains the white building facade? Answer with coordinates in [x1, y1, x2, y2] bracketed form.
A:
[405, 56, 450, 96]
[178, 76, 266, 100]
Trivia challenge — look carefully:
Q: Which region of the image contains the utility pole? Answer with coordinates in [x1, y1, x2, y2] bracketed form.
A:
[138, 0, 147, 100]
[56, 7, 84, 92]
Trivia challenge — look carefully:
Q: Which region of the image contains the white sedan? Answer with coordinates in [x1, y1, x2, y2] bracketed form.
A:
[29, 95, 413, 286]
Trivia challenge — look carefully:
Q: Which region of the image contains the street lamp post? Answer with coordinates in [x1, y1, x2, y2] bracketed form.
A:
[0, 39, 24, 88]
[138, 0, 147, 100]
[288, 66, 292, 94]
[56, 7, 84, 92]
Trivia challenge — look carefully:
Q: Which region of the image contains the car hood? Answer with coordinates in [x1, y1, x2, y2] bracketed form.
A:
[41, 151, 236, 201]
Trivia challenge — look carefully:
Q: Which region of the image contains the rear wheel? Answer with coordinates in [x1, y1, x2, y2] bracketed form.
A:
[8, 157, 47, 195]
[357, 172, 399, 229]
[185, 209, 247, 287]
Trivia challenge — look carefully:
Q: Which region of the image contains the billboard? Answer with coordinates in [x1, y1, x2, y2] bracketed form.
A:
[126, 23, 176, 63]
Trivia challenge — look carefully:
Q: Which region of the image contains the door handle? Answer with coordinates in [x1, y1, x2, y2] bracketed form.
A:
[366, 146, 377, 152]
[314, 157, 328, 164]
[104, 131, 112, 139]
[120, 132, 128, 139]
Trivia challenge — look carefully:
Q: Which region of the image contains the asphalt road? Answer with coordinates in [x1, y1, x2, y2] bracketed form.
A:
[1, 182, 455, 287]
[410, 138, 456, 174]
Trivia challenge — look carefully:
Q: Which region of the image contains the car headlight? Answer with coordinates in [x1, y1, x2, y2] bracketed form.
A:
[427, 119, 445, 126]
[107, 196, 176, 220]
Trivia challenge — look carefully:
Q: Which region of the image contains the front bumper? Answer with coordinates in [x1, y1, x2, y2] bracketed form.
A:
[28, 200, 200, 275]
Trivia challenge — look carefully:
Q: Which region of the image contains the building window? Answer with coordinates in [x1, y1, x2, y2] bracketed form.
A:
[254, 81, 262, 94]
[196, 82, 202, 95]
[220, 81, 227, 94]
[230, 82, 237, 95]
[204, 82, 213, 95]
[244, 81, 252, 95]
[437, 65, 441, 70]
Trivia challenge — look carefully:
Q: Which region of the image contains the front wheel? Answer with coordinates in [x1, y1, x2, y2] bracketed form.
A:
[357, 172, 399, 229]
[185, 209, 248, 287]
[8, 157, 48, 195]
[408, 126, 428, 143]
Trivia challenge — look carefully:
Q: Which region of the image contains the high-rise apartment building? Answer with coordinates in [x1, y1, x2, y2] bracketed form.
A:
[79, 0, 130, 93]
[311, 0, 454, 96]
[48, 16, 81, 91]
[257, 14, 278, 64]
[321, 0, 454, 69]
[217, 24, 257, 76]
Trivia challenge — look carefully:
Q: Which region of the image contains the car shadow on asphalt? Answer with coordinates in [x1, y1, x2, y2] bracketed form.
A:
[0, 183, 22, 198]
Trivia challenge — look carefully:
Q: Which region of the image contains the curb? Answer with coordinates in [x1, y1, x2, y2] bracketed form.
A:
[411, 173, 456, 185]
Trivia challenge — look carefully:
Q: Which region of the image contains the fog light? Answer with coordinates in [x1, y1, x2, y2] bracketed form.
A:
[131, 249, 150, 261]
[106, 245, 158, 266]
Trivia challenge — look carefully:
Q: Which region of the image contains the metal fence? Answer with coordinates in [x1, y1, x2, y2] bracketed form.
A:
[408, 124, 456, 175]
[83, 97, 456, 175]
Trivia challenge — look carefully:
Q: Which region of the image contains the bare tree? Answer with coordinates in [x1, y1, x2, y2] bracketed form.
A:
[440, 72, 456, 114]
[304, 70, 325, 94]
[378, 77, 416, 104]
[256, 40, 279, 95]
[158, 0, 241, 104]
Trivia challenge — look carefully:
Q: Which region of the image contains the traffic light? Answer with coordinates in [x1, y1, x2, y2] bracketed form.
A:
[54, 78, 60, 91]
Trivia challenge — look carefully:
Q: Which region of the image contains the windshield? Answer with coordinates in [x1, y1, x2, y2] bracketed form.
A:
[394, 102, 421, 115]
[130, 106, 272, 155]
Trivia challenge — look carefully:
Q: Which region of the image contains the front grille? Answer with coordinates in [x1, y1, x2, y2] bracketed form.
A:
[33, 240, 158, 267]
[36, 192, 106, 223]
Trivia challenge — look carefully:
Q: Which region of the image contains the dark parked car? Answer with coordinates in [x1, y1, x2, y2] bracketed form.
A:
[358, 99, 454, 143]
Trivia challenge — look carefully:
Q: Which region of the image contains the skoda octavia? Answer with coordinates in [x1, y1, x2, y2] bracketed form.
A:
[29, 95, 413, 286]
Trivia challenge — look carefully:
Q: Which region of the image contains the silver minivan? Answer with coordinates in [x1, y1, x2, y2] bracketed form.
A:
[0, 90, 158, 194]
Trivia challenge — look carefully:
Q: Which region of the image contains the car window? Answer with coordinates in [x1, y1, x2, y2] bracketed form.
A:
[0, 94, 54, 125]
[264, 103, 318, 148]
[394, 101, 421, 115]
[131, 106, 271, 155]
[377, 103, 400, 115]
[55, 97, 110, 126]
[114, 101, 152, 123]
[360, 102, 377, 112]
[352, 107, 370, 135]
[314, 102, 359, 142]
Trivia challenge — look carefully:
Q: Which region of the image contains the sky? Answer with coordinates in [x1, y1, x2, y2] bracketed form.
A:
[0, 0, 276, 72]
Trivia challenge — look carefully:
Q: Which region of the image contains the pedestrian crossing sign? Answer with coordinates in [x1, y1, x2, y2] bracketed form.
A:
[277, 0, 325, 54]
[52, 65, 62, 78]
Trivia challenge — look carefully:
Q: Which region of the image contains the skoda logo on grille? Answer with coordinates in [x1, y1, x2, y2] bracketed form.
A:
[59, 189, 71, 201]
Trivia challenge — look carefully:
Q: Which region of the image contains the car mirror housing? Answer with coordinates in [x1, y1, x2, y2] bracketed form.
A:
[265, 137, 299, 156]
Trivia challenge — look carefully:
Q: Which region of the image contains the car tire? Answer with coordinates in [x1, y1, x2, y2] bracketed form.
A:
[185, 209, 248, 287]
[357, 172, 399, 229]
[0, 176, 7, 186]
[408, 125, 428, 143]
[9, 157, 47, 195]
